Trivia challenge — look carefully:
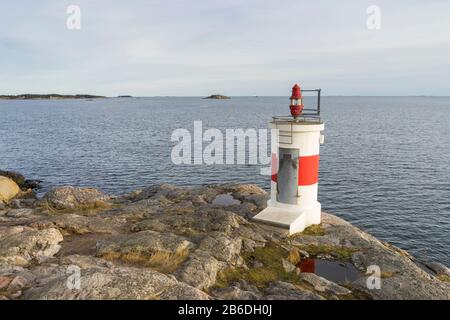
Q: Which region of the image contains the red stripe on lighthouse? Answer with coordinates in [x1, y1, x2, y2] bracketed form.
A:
[298, 155, 319, 186]
[271, 153, 278, 182]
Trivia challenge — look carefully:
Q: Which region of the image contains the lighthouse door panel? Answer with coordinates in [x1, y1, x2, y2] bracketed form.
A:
[277, 148, 299, 205]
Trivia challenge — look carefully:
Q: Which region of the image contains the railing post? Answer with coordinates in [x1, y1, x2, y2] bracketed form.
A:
[317, 89, 321, 116]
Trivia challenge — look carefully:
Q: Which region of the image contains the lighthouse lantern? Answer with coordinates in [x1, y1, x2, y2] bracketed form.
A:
[289, 84, 304, 117]
[253, 83, 324, 235]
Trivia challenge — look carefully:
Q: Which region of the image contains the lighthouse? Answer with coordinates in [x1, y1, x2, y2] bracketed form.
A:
[253, 84, 325, 235]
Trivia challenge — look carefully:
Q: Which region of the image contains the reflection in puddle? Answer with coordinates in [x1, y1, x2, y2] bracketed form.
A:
[298, 258, 362, 284]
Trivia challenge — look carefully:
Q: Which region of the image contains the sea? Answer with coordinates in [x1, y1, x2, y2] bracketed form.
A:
[0, 96, 449, 266]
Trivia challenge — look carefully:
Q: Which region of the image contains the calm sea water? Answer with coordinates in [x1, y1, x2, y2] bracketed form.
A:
[0, 96, 449, 266]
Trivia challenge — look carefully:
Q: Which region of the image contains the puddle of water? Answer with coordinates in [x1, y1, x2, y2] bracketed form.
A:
[212, 193, 241, 206]
[298, 258, 362, 284]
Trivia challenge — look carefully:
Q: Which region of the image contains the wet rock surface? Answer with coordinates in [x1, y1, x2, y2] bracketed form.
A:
[0, 175, 448, 300]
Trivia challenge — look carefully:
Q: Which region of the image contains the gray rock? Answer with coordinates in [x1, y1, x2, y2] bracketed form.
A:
[5, 208, 34, 218]
[8, 290, 22, 299]
[299, 272, 352, 296]
[0, 226, 63, 266]
[7, 275, 29, 292]
[95, 231, 193, 273]
[0, 266, 37, 297]
[130, 206, 243, 235]
[198, 184, 266, 204]
[236, 279, 262, 294]
[97, 230, 194, 258]
[42, 186, 109, 210]
[133, 184, 186, 201]
[197, 232, 242, 264]
[425, 261, 450, 277]
[282, 258, 296, 273]
[299, 250, 310, 258]
[8, 199, 22, 209]
[265, 281, 324, 300]
[212, 286, 261, 300]
[242, 239, 257, 252]
[176, 252, 225, 290]
[61, 254, 114, 269]
[244, 194, 269, 209]
[316, 254, 334, 260]
[0, 276, 12, 290]
[159, 281, 211, 300]
[0, 262, 26, 275]
[224, 202, 258, 219]
[351, 251, 367, 271]
[22, 265, 210, 300]
[9, 199, 36, 209]
[30, 213, 125, 235]
[224, 184, 267, 198]
[28, 264, 66, 286]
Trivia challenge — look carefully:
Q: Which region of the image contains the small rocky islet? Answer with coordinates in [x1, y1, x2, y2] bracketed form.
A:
[203, 94, 230, 100]
[0, 171, 449, 300]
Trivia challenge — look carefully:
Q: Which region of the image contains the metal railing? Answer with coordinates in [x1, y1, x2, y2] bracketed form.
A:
[271, 89, 322, 144]
[272, 88, 322, 123]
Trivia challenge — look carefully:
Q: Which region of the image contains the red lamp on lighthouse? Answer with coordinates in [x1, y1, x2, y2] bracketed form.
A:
[289, 84, 304, 118]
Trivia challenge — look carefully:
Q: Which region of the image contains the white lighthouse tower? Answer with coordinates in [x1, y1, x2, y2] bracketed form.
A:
[253, 84, 325, 235]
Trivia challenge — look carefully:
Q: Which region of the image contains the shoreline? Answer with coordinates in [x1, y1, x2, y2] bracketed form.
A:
[0, 94, 107, 100]
[1, 171, 449, 300]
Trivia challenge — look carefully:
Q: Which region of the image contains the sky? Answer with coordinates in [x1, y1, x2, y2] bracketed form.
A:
[1, 0, 449, 96]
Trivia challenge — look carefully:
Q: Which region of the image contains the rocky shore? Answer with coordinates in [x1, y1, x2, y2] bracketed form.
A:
[0, 172, 449, 300]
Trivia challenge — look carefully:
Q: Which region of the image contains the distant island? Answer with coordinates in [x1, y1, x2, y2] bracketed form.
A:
[117, 95, 133, 98]
[203, 94, 230, 100]
[0, 94, 106, 100]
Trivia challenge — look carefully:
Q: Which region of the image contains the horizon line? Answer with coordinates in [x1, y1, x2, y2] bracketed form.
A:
[2, 94, 450, 98]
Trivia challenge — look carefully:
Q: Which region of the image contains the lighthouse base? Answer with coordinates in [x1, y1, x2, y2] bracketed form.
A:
[252, 201, 321, 235]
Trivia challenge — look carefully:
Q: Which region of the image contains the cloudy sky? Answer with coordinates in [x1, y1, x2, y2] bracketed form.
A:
[1, 0, 449, 96]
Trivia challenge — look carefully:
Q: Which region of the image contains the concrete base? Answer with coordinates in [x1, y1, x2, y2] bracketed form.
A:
[252, 203, 321, 235]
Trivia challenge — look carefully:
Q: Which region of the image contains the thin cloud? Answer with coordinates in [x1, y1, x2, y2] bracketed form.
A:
[0, 0, 449, 96]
